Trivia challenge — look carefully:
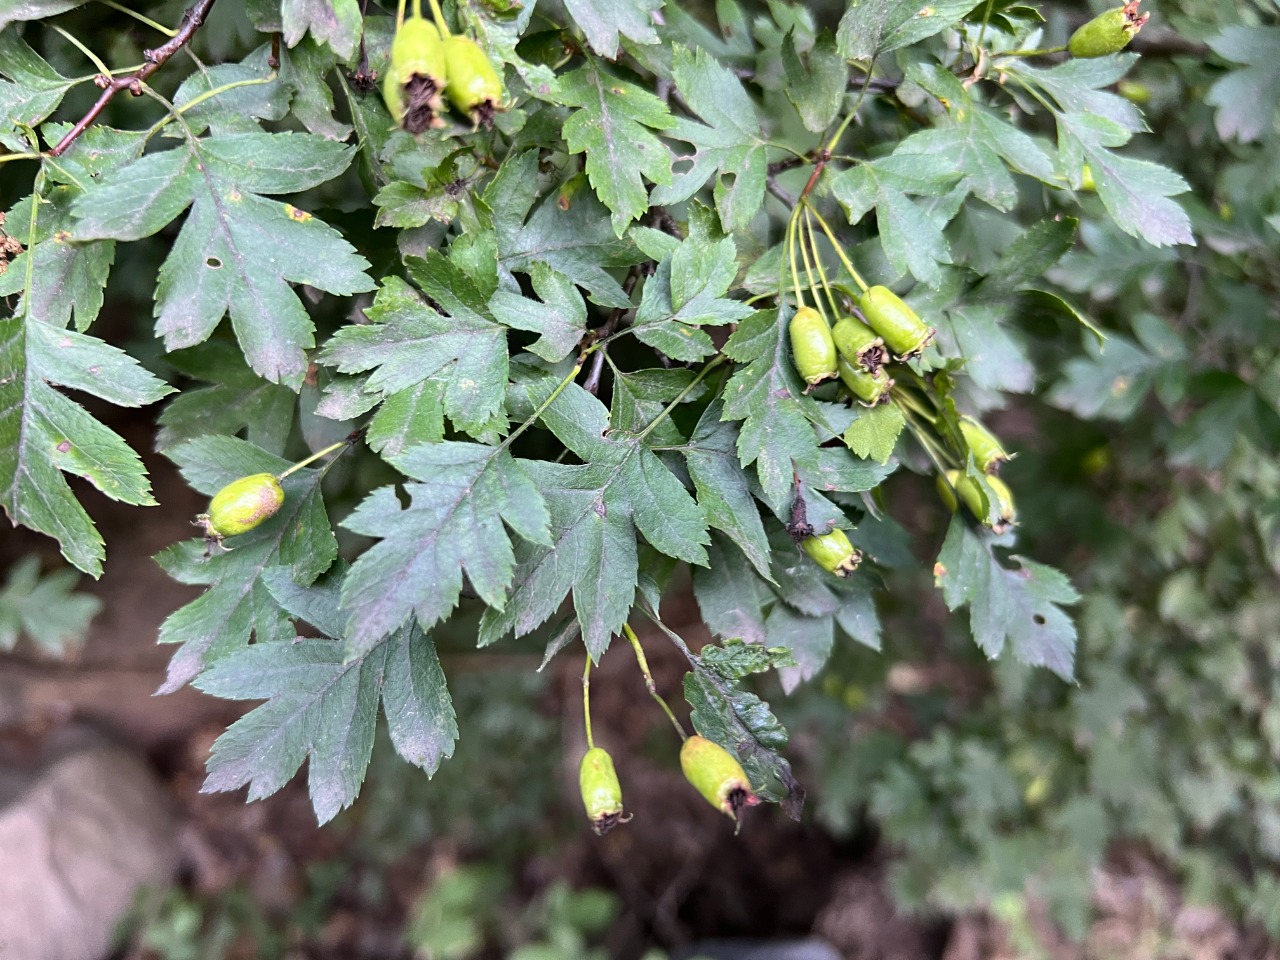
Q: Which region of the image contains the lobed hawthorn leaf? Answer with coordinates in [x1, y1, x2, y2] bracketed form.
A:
[934, 516, 1079, 680]
[479, 376, 709, 659]
[153, 436, 337, 693]
[197, 566, 457, 825]
[170, 49, 291, 137]
[281, 0, 363, 61]
[489, 261, 588, 363]
[719, 307, 824, 512]
[0, 0, 85, 30]
[844, 402, 906, 464]
[782, 29, 849, 134]
[339, 441, 551, 649]
[157, 341, 296, 454]
[652, 45, 768, 232]
[485, 151, 645, 308]
[560, 57, 675, 236]
[836, 0, 974, 60]
[1206, 26, 1280, 144]
[70, 131, 374, 388]
[0, 555, 101, 656]
[317, 258, 509, 441]
[0, 32, 72, 152]
[630, 213, 753, 362]
[833, 164, 954, 285]
[563, 0, 661, 58]
[0, 313, 174, 576]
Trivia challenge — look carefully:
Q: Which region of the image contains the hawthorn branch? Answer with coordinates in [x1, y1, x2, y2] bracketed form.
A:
[48, 0, 218, 158]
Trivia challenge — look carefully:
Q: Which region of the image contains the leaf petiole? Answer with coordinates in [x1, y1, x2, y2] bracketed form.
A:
[623, 623, 687, 741]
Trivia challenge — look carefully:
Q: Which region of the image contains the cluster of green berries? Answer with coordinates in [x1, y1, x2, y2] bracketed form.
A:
[383, 9, 505, 132]
[579, 735, 759, 835]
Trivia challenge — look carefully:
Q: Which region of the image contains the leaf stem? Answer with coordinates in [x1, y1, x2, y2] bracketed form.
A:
[50, 25, 113, 77]
[426, 0, 451, 36]
[500, 355, 590, 451]
[804, 203, 869, 294]
[786, 209, 806, 307]
[623, 623, 687, 742]
[636, 355, 724, 443]
[999, 45, 1068, 58]
[582, 654, 595, 750]
[804, 209, 844, 321]
[277, 436, 358, 480]
[97, 0, 178, 36]
[48, 0, 219, 157]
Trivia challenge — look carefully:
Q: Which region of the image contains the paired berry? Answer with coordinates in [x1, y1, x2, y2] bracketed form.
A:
[938, 469, 1016, 534]
[833, 316, 889, 372]
[837, 355, 893, 407]
[383, 15, 448, 133]
[442, 35, 505, 127]
[789, 306, 838, 387]
[858, 286, 936, 360]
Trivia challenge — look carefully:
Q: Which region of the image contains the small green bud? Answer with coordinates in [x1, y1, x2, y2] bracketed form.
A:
[199, 473, 284, 540]
[789, 306, 838, 387]
[1068, 1, 1149, 58]
[680, 735, 760, 822]
[442, 35, 505, 127]
[959, 416, 1010, 474]
[383, 16, 448, 133]
[1079, 164, 1096, 192]
[837, 355, 893, 407]
[858, 286, 936, 360]
[832, 316, 889, 372]
[801, 528, 862, 577]
[579, 747, 629, 836]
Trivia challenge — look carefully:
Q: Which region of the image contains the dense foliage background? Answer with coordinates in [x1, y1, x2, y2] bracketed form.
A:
[3, 0, 1280, 955]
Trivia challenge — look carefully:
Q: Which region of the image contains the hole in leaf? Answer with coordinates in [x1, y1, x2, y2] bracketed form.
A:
[206, 257, 222, 268]
[1033, 614, 1046, 625]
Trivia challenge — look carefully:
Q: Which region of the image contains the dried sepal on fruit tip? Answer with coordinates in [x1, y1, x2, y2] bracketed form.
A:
[382, 16, 448, 133]
[858, 286, 936, 360]
[788, 306, 838, 387]
[832, 316, 889, 372]
[680, 735, 760, 824]
[442, 35, 505, 128]
[801, 528, 862, 577]
[579, 747, 630, 836]
[196, 473, 285, 542]
[1068, 1, 1149, 58]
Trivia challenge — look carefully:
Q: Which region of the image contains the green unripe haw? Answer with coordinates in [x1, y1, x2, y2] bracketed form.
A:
[789, 306, 838, 387]
[382, 16, 448, 133]
[959, 416, 1010, 474]
[832, 316, 888, 372]
[442, 35, 505, 127]
[801, 528, 862, 577]
[1067, 1, 1149, 58]
[938, 469, 1016, 534]
[858, 286, 936, 360]
[197, 473, 285, 543]
[837, 355, 893, 407]
[680, 735, 760, 823]
[579, 747, 629, 836]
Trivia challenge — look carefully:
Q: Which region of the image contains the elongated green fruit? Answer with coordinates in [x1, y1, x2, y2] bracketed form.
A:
[959, 416, 1010, 474]
[442, 35, 504, 126]
[802, 528, 862, 577]
[858, 286, 936, 359]
[939, 470, 1016, 533]
[789, 306, 838, 386]
[382, 16, 448, 133]
[199, 473, 284, 539]
[1068, 1, 1148, 57]
[837, 355, 893, 406]
[579, 747, 629, 836]
[680, 735, 760, 822]
[832, 316, 888, 371]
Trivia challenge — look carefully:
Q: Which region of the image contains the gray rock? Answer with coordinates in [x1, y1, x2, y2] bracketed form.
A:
[0, 729, 179, 960]
[672, 938, 843, 960]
